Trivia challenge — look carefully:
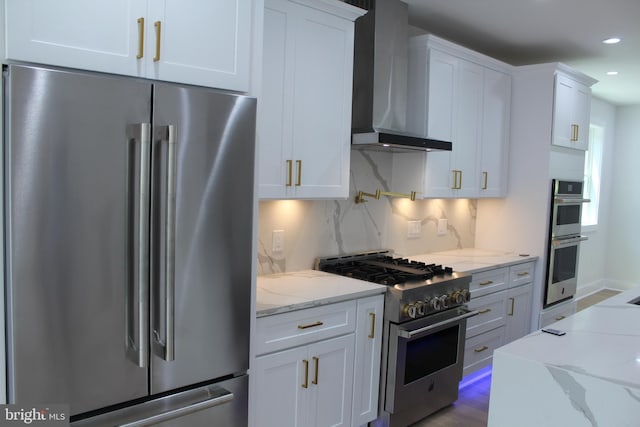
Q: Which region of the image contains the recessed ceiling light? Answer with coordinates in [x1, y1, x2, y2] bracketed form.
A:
[602, 37, 621, 44]
[606, 71, 619, 76]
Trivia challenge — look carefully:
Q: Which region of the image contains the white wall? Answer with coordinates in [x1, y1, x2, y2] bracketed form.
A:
[604, 105, 640, 288]
[575, 98, 616, 296]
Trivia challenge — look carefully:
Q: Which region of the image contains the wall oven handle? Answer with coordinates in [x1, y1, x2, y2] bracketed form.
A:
[398, 309, 479, 339]
[554, 197, 591, 204]
[551, 235, 588, 247]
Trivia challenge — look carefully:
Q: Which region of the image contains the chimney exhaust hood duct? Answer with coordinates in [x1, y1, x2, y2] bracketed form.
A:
[345, 0, 452, 152]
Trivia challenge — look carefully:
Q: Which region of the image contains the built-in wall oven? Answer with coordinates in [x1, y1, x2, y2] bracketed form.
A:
[545, 179, 590, 307]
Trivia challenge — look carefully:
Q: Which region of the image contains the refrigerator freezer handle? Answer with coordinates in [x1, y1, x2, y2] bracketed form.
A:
[116, 387, 233, 427]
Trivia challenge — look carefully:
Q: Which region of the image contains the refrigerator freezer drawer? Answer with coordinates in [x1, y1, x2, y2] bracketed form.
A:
[72, 375, 248, 427]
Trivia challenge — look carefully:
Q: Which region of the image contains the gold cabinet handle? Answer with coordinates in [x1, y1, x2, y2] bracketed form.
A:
[458, 170, 463, 189]
[575, 124, 579, 141]
[570, 124, 579, 142]
[368, 312, 376, 339]
[302, 359, 309, 388]
[478, 308, 491, 314]
[285, 160, 292, 186]
[451, 170, 462, 190]
[153, 21, 162, 62]
[482, 171, 488, 190]
[297, 321, 323, 330]
[555, 315, 566, 321]
[508, 297, 515, 316]
[295, 160, 302, 186]
[474, 345, 489, 353]
[517, 272, 529, 277]
[136, 17, 145, 59]
[479, 280, 494, 286]
[312, 356, 319, 385]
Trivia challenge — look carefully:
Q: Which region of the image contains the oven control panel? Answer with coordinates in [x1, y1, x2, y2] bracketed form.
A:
[399, 288, 470, 320]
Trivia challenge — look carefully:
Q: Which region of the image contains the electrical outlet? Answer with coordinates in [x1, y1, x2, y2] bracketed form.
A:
[407, 220, 421, 239]
[272, 229, 285, 253]
[437, 219, 448, 236]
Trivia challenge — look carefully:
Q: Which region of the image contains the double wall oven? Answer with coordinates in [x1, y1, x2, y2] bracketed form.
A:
[317, 251, 475, 426]
[545, 179, 590, 307]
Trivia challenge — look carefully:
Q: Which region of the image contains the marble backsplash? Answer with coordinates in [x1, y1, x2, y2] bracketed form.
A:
[257, 150, 477, 274]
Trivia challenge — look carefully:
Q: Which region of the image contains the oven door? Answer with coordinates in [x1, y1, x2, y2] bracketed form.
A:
[545, 235, 587, 306]
[385, 307, 477, 415]
[551, 198, 589, 237]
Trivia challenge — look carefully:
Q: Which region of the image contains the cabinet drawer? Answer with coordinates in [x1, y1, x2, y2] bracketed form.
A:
[509, 262, 534, 287]
[467, 290, 507, 338]
[470, 267, 508, 298]
[539, 299, 576, 329]
[463, 326, 505, 377]
[255, 300, 357, 355]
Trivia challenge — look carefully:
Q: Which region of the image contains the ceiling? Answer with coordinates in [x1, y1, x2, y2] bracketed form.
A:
[405, 0, 640, 106]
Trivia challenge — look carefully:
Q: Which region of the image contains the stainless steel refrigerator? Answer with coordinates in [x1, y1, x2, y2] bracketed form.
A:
[3, 64, 256, 426]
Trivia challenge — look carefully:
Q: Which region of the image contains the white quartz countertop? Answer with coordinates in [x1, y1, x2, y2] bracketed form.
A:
[408, 248, 537, 274]
[488, 287, 640, 426]
[256, 270, 385, 317]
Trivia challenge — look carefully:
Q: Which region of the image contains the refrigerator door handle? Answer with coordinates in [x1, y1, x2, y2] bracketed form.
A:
[126, 123, 152, 368]
[153, 125, 177, 362]
[116, 386, 233, 427]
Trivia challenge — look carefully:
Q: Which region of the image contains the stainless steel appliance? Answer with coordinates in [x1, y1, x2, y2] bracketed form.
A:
[545, 179, 589, 307]
[344, 0, 452, 152]
[316, 251, 475, 427]
[3, 64, 256, 426]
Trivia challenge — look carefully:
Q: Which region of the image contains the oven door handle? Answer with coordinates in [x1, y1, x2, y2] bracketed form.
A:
[554, 197, 591, 205]
[398, 309, 479, 339]
[552, 235, 588, 247]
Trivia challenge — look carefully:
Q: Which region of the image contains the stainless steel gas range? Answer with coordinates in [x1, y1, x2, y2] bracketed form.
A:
[316, 251, 476, 427]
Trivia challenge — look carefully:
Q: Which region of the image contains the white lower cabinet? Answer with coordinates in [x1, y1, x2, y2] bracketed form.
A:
[463, 262, 535, 376]
[352, 295, 384, 426]
[251, 294, 384, 427]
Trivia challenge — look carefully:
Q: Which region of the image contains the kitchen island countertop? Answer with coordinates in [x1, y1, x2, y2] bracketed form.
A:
[488, 287, 640, 426]
[256, 270, 385, 317]
[409, 248, 537, 274]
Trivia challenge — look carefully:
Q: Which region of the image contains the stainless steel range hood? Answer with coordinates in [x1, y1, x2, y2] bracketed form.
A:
[346, 0, 452, 152]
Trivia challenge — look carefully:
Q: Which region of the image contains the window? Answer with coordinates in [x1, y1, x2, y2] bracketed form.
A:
[582, 124, 603, 228]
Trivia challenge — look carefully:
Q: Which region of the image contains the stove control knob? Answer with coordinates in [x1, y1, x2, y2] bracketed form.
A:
[415, 301, 425, 317]
[439, 295, 450, 309]
[430, 298, 441, 311]
[452, 291, 465, 305]
[403, 303, 417, 319]
[460, 289, 471, 302]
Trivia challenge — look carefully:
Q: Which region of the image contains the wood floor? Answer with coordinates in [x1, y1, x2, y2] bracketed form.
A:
[407, 289, 621, 427]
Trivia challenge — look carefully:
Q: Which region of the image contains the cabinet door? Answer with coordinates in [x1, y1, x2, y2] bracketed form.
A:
[552, 74, 591, 150]
[423, 49, 455, 197]
[289, 4, 353, 199]
[5, 0, 147, 76]
[352, 295, 384, 426]
[308, 335, 355, 427]
[147, 0, 251, 91]
[452, 59, 483, 197]
[505, 283, 533, 343]
[251, 346, 308, 427]
[479, 68, 511, 197]
[258, 0, 293, 199]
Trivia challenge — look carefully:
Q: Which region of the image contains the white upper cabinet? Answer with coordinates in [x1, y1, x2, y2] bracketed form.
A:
[552, 72, 593, 150]
[405, 35, 512, 199]
[257, 0, 364, 199]
[4, 0, 252, 91]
